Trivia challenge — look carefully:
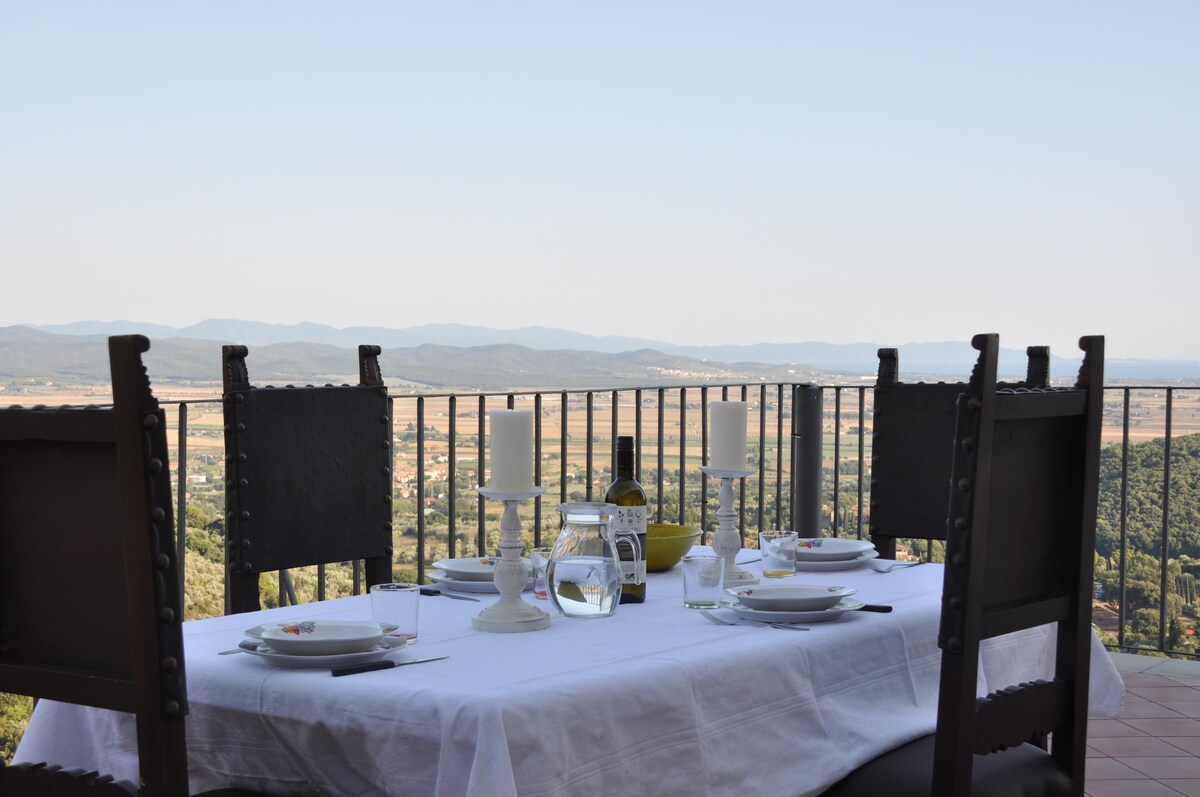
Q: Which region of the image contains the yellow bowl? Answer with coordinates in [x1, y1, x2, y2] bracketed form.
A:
[646, 523, 702, 572]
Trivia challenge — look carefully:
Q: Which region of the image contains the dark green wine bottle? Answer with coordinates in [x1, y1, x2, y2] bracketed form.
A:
[607, 435, 647, 604]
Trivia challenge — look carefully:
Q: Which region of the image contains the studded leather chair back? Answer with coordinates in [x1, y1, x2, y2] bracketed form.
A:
[221, 345, 394, 614]
[0, 336, 264, 796]
[869, 345, 1050, 560]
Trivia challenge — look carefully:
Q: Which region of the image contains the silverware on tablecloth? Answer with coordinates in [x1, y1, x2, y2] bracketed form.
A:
[218, 638, 263, 655]
[419, 586, 481, 602]
[331, 655, 450, 677]
[868, 560, 925, 574]
[699, 610, 808, 631]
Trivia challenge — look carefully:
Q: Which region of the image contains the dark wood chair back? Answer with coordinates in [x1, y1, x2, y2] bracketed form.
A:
[222, 344, 394, 614]
[826, 335, 1103, 797]
[2, 336, 191, 795]
[869, 345, 1050, 559]
[931, 333, 1103, 795]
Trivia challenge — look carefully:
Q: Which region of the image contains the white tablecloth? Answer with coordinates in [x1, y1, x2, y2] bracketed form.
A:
[16, 550, 1124, 797]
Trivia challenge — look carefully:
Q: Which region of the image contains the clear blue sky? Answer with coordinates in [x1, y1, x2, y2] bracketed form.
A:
[2, 2, 1196, 359]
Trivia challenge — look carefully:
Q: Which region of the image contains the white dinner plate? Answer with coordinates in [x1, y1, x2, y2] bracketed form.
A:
[260, 620, 385, 656]
[431, 557, 532, 582]
[429, 571, 534, 593]
[724, 598, 866, 624]
[785, 538, 876, 561]
[724, 583, 857, 612]
[243, 637, 407, 669]
[244, 619, 397, 640]
[794, 550, 880, 572]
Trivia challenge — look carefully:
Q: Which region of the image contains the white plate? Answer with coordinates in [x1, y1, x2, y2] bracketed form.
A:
[260, 620, 385, 656]
[775, 538, 875, 562]
[243, 637, 407, 669]
[429, 571, 534, 593]
[430, 557, 532, 582]
[244, 619, 397, 640]
[724, 583, 857, 612]
[724, 598, 866, 624]
[794, 550, 880, 572]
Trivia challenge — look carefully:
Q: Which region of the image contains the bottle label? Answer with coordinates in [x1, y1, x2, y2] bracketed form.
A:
[613, 506, 647, 584]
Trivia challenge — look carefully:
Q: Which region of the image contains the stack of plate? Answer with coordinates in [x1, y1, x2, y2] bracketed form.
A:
[239, 620, 404, 669]
[430, 557, 534, 594]
[721, 583, 863, 623]
[769, 537, 880, 571]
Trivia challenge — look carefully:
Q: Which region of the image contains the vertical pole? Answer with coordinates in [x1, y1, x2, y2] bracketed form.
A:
[791, 384, 822, 537]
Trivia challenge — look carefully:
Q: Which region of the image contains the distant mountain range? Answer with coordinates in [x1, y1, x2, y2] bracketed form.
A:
[3, 320, 1197, 385]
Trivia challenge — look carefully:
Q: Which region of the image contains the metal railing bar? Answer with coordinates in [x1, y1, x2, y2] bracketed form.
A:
[534, 392, 543, 546]
[1159, 389, 1174, 653]
[656, 388, 665, 524]
[417, 396, 426, 583]
[560, 392, 568, 507]
[635, 388, 643, 484]
[857, 387, 866, 540]
[677, 387, 687, 525]
[476, 396, 486, 551]
[1118, 388, 1130, 650]
[757, 385, 766, 533]
[833, 387, 842, 537]
[739, 385, 747, 540]
[701, 386, 709, 536]
[448, 395, 457, 560]
[776, 384, 784, 530]
[586, 392, 595, 501]
[176, 402, 188, 608]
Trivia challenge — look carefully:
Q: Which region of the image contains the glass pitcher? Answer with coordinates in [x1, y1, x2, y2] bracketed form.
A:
[547, 502, 637, 619]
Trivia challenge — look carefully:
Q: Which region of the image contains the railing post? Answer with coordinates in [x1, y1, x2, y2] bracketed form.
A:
[791, 384, 822, 537]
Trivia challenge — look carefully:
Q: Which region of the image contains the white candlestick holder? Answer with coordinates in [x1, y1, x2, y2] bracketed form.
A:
[473, 486, 552, 633]
[700, 466, 759, 587]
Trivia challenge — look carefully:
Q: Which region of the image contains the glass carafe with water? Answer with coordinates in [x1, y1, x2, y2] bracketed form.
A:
[547, 502, 628, 618]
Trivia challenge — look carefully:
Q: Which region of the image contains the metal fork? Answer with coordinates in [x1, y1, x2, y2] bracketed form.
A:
[868, 560, 926, 574]
[699, 610, 808, 631]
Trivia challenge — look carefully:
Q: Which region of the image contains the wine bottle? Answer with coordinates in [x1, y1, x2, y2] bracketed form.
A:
[606, 435, 647, 604]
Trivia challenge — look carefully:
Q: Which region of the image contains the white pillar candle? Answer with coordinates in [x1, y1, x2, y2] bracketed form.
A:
[709, 401, 748, 472]
[489, 409, 535, 492]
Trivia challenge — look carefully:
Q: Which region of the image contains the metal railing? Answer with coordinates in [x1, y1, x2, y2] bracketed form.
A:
[162, 382, 1200, 658]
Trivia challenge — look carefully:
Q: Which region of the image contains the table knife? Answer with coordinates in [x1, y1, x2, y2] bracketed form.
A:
[332, 655, 450, 677]
[419, 587, 481, 602]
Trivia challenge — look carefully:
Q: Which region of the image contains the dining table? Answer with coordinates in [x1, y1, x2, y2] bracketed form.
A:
[15, 548, 1125, 797]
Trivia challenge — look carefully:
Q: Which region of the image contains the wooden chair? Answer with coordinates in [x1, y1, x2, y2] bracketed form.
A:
[825, 334, 1103, 797]
[869, 344, 1050, 560]
[0, 335, 264, 796]
[222, 344, 394, 614]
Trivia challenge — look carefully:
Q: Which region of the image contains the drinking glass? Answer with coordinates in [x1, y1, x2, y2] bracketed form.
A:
[681, 554, 725, 608]
[530, 546, 553, 600]
[370, 583, 420, 642]
[760, 530, 798, 578]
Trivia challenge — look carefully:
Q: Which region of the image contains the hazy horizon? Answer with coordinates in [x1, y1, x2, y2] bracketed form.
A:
[3, 3, 1196, 360]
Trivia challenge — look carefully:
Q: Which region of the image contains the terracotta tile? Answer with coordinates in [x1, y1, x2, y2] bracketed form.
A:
[1125, 673, 1192, 688]
[1121, 702, 1190, 719]
[1086, 757, 1149, 779]
[1085, 780, 1184, 796]
[1091, 719, 1151, 737]
[1091, 736, 1189, 757]
[1087, 745, 1105, 758]
[1126, 718, 1200, 737]
[1160, 703, 1200, 718]
[1157, 780, 1200, 797]
[1166, 675, 1200, 687]
[1128, 687, 1200, 703]
[1120, 756, 1200, 778]
[1163, 737, 1200, 756]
